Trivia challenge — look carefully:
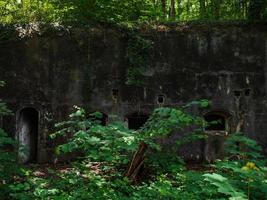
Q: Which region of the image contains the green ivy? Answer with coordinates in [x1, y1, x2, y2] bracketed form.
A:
[126, 33, 153, 87]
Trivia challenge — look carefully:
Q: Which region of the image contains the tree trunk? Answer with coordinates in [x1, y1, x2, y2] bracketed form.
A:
[213, 0, 221, 20]
[161, 0, 167, 19]
[176, 0, 182, 18]
[199, 0, 206, 19]
[186, 0, 190, 14]
[169, 0, 175, 20]
[125, 141, 148, 182]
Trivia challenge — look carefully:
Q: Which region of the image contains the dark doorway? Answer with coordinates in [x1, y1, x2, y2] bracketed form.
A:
[17, 108, 38, 163]
[203, 111, 229, 162]
[204, 113, 226, 131]
[126, 112, 149, 130]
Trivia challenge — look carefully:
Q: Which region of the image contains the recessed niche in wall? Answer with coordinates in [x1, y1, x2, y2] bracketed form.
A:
[157, 94, 165, 104]
[234, 90, 241, 97]
[244, 88, 251, 97]
[112, 89, 119, 101]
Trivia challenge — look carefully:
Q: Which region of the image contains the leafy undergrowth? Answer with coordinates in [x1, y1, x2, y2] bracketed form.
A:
[2, 101, 267, 200]
[8, 158, 267, 200]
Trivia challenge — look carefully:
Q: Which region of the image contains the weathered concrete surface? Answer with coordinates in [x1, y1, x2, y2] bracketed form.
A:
[0, 23, 267, 162]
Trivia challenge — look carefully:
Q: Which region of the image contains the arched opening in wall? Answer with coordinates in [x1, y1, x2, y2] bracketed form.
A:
[17, 108, 39, 163]
[126, 112, 149, 130]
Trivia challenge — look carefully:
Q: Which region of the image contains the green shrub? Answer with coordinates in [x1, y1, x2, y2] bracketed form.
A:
[8, 100, 267, 199]
[0, 81, 24, 199]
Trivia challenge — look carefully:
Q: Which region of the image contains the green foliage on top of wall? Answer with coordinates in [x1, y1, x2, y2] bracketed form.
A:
[0, 0, 266, 24]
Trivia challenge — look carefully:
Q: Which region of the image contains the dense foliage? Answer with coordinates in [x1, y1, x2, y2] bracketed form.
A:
[0, 100, 264, 199]
[0, 0, 266, 24]
[0, 81, 23, 199]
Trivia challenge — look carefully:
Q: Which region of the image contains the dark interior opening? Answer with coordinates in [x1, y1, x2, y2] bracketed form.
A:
[89, 112, 108, 126]
[112, 89, 119, 98]
[244, 88, 251, 96]
[157, 94, 165, 104]
[126, 112, 149, 130]
[98, 113, 108, 126]
[234, 90, 241, 97]
[204, 113, 226, 131]
[17, 108, 38, 163]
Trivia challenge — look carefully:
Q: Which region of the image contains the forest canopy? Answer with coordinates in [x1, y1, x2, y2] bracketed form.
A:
[0, 0, 266, 24]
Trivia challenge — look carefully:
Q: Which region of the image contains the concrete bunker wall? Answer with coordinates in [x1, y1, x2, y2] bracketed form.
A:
[0, 23, 267, 162]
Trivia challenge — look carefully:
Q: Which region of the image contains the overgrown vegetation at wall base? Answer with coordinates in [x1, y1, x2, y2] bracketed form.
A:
[0, 0, 267, 24]
[0, 81, 23, 199]
[2, 100, 266, 199]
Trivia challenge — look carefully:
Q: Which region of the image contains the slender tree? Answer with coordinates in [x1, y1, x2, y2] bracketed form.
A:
[169, 0, 175, 19]
[213, 0, 221, 20]
[176, 0, 182, 19]
[199, 0, 206, 19]
[161, 0, 167, 19]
